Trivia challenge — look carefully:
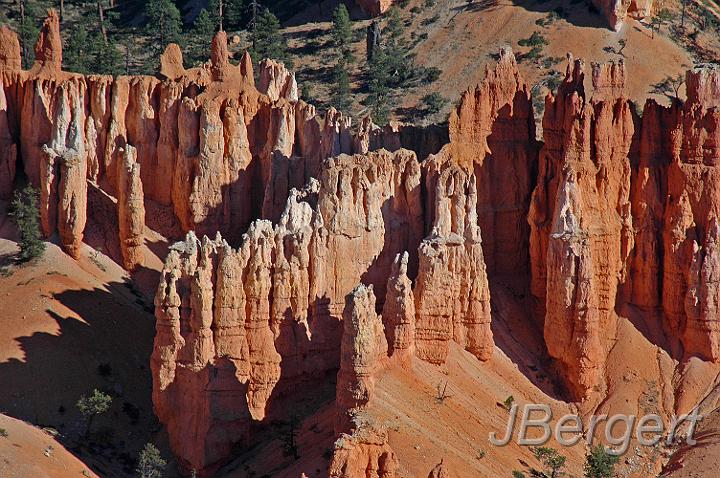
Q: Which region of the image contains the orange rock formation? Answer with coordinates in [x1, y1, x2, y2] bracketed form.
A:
[6, 11, 720, 477]
[591, 0, 654, 31]
[354, 0, 394, 16]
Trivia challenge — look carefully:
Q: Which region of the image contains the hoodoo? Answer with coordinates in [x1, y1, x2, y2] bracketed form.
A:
[3, 8, 720, 477]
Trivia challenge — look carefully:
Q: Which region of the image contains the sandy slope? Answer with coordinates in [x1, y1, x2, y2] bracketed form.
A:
[0, 413, 99, 478]
[0, 204, 175, 477]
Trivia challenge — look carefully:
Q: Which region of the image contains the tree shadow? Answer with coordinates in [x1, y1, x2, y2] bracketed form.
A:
[451, 0, 502, 16]
[512, 0, 609, 29]
[0, 282, 164, 476]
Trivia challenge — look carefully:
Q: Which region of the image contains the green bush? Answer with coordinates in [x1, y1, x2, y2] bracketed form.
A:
[10, 186, 45, 262]
[422, 92, 447, 115]
[518, 31, 548, 47]
[584, 445, 619, 478]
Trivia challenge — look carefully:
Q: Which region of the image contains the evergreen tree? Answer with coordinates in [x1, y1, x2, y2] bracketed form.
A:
[584, 445, 619, 478]
[136, 443, 166, 478]
[365, 46, 391, 124]
[332, 57, 352, 112]
[144, 0, 182, 52]
[189, 8, 215, 65]
[363, 6, 424, 123]
[76, 389, 112, 438]
[250, 7, 290, 65]
[64, 24, 91, 73]
[207, 0, 244, 31]
[330, 4, 354, 112]
[382, 7, 415, 87]
[332, 4, 353, 61]
[9, 186, 45, 262]
[18, 0, 47, 69]
[63, 6, 122, 75]
[224, 0, 244, 30]
[94, 38, 123, 75]
[532, 447, 566, 478]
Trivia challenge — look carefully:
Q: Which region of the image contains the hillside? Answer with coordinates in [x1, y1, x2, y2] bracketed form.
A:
[0, 208, 173, 476]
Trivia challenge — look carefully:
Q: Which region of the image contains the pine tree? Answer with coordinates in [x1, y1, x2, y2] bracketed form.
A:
[93, 38, 123, 75]
[332, 4, 353, 61]
[382, 7, 415, 88]
[63, 6, 122, 75]
[224, 0, 244, 30]
[136, 443, 166, 478]
[330, 4, 354, 112]
[365, 46, 391, 124]
[9, 186, 45, 262]
[76, 389, 112, 438]
[332, 57, 352, 112]
[584, 445, 619, 478]
[18, 0, 47, 69]
[189, 8, 215, 65]
[144, 0, 182, 51]
[64, 24, 91, 73]
[208, 0, 244, 31]
[250, 7, 290, 65]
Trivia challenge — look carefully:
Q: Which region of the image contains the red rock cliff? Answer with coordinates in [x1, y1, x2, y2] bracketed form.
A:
[0, 12, 441, 262]
[529, 58, 635, 400]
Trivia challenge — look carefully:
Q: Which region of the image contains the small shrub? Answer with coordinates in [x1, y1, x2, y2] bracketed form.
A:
[503, 395, 515, 410]
[521, 46, 543, 62]
[512, 471, 526, 478]
[421, 15, 440, 26]
[518, 31, 548, 47]
[424, 0, 436, 7]
[9, 186, 45, 262]
[0, 428, 8, 438]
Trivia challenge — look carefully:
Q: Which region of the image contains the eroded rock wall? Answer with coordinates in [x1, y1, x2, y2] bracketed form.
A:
[151, 149, 427, 473]
[0, 12, 444, 260]
[529, 58, 636, 399]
